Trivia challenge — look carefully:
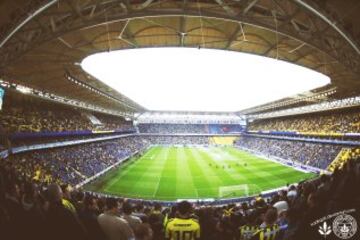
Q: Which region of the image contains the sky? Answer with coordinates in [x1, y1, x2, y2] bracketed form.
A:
[81, 48, 330, 112]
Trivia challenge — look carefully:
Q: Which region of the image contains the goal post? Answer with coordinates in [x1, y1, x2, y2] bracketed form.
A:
[218, 184, 249, 198]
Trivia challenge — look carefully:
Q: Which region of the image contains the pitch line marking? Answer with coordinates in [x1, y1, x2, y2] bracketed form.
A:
[152, 147, 169, 198]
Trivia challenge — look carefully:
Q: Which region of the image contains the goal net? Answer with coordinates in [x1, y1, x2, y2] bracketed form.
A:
[219, 185, 250, 198]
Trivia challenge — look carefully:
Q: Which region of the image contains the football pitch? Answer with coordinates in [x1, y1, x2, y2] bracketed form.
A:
[86, 146, 316, 200]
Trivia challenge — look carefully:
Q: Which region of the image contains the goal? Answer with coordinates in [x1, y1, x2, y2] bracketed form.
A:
[218, 184, 250, 198]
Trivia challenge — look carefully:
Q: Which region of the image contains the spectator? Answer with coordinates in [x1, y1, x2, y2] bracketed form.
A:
[134, 223, 153, 240]
[239, 211, 258, 240]
[123, 201, 143, 231]
[3, 181, 24, 239]
[97, 198, 134, 240]
[251, 208, 279, 240]
[165, 201, 200, 240]
[79, 195, 108, 240]
[45, 183, 87, 240]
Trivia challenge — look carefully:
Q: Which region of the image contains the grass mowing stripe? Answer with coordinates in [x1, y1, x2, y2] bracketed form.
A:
[89, 148, 157, 194]
[106, 147, 163, 197]
[176, 147, 198, 198]
[152, 147, 169, 198]
[227, 147, 312, 191]
[221, 147, 288, 187]
[103, 155, 149, 191]
[224, 149, 299, 190]
[86, 146, 316, 200]
[196, 147, 237, 185]
[154, 147, 177, 199]
[190, 147, 233, 189]
[227, 147, 316, 185]
[184, 147, 217, 197]
[208, 147, 267, 193]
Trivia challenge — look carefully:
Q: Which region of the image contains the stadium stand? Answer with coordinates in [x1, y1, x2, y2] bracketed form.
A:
[235, 136, 343, 169]
[208, 124, 243, 134]
[142, 136, 210, 145]
[328, 148, 360, 172]
[0, 93, 135, 134]
[9, 137, 147, 186]
[248, 108, 360, 134]
[138, 124, 243, 134]
[1, 104, 91, 133]
[93, 113, 134, 132]
[138, 124, 208, 134]
[0, 143, 359, 240]
[209, 136, 237, 145]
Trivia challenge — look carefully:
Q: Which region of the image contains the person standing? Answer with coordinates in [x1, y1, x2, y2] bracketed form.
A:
[98, 198, 135, 240]
[165, 201, 200, 240]
[251, 208, 279, 240]
[123, 201, 142, 231]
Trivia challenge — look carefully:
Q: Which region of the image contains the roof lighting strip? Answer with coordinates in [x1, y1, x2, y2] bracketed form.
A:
[0, 78, 132, 118]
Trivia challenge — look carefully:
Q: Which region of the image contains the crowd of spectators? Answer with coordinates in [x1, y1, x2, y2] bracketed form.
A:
[235, 137, 343, 169]
[249, 109, 360, 134]
[138, 124, 242, 134]
[138, 124, 208, 134]
[94, 114, 134, 132]
[8, 137, 147, 186]
[1, 145, 359, 240]
[142, 136, 210, 145]
[1, 105, 92, 133]
[0, 100, 135, 134]
[328, 147, 360, 172]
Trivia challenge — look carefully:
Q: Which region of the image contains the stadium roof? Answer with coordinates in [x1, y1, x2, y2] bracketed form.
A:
[0, 0, 359, 115]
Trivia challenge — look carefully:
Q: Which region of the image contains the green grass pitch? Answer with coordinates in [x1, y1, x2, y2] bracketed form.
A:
[85, 146, 316, 200]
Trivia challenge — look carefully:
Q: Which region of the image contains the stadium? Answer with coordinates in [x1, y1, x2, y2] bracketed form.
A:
[0, 1, 359, 240]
